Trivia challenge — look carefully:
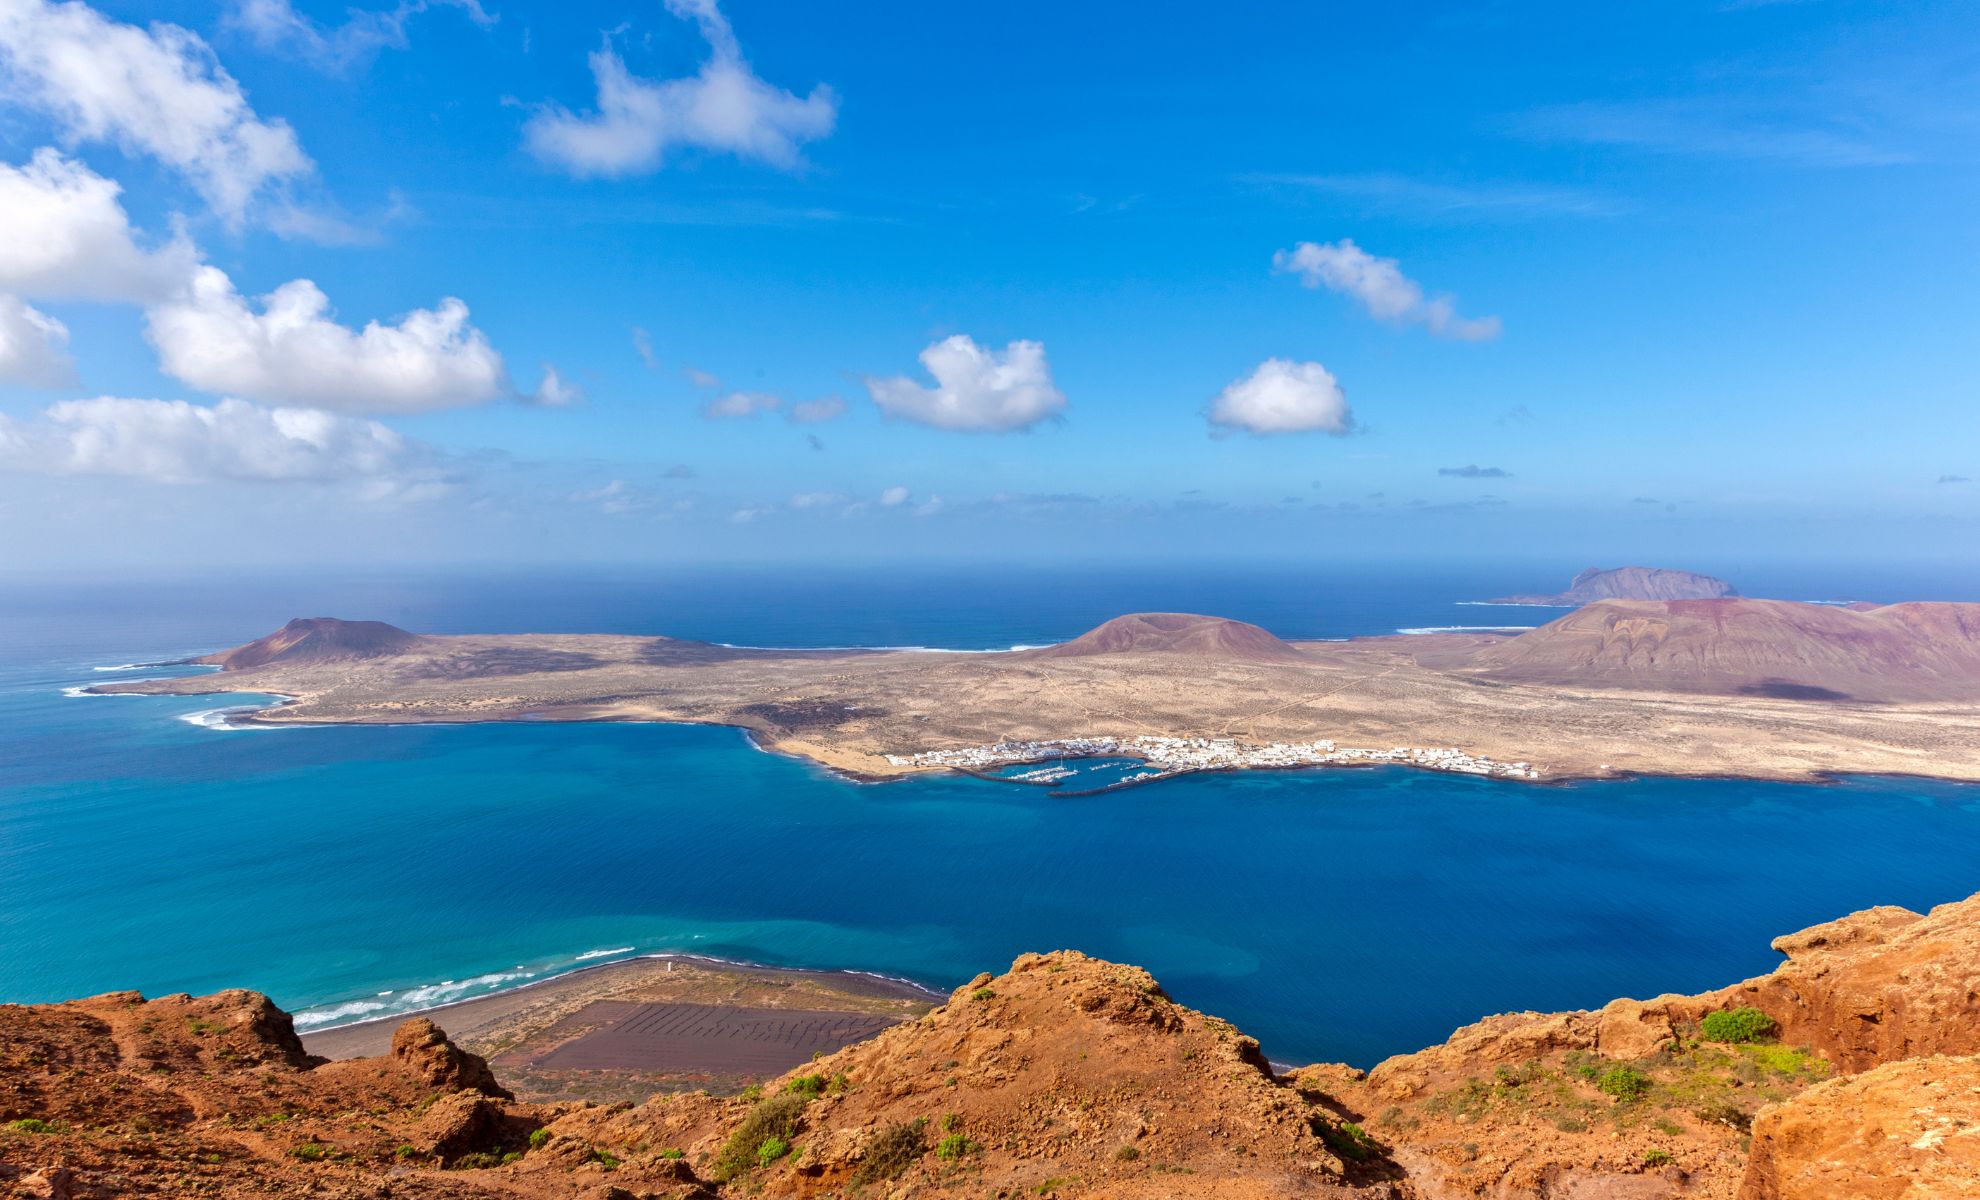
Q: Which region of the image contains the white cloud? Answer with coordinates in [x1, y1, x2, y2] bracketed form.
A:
[702, 389, 780, 418]
[568, 478, 658, 515]
[1207, 359, 1353, 436]
[0, 396, 421, 484]
[631, 326, 658, 369]
[526, 363, 581, 406]
[1273, 239, 1501, 341]
[228, 0, 493, 72]
[683, 366, 721, 389]
[866, 335, 1067, 432]
[523, 0, 836, 176]
[788, 490, 847, 509]
[0, 0, 312, 222]
[0, 150, 197, 302]
[787, 394, 846, 423]
[0, 293, 73, 386]
[879, 484, 908, 507]
[144, 265, 506, 413]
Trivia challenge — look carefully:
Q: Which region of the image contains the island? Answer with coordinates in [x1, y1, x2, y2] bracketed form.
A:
[87, 600, 1980, 785]
[1485, 564, 1740, 606]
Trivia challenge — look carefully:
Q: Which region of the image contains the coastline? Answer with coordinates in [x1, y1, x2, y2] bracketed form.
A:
[298, 954, 942, 1077]
[89, 675, 1980, 790]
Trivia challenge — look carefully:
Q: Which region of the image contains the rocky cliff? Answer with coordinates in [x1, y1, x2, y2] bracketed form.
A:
[6, 893, 1980, 1199]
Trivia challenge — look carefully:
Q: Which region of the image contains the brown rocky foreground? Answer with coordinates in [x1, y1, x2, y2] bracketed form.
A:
[91, 602, 1980, 784]
[6, 891, 1980, 1199]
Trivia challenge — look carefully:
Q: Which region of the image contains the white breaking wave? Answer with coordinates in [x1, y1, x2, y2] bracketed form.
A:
[1395, 624, 1536, 635]
[573, 946, 634, 961]
[177, 706, 290, 731]
[292, 968, 531, 1030]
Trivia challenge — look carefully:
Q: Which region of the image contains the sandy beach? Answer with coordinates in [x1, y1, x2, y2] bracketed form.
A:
[302, 954, 940, 1102]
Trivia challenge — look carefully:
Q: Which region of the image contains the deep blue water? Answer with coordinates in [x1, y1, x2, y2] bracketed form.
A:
[4, 565, 1979, 1067]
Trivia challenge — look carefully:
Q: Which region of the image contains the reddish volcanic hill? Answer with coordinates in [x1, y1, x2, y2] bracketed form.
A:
[1469, 598, 1980, 701]
[1031, 612, 1308, 664]
[200, 617, 424, 671]
[1488, 565, 1738, 606]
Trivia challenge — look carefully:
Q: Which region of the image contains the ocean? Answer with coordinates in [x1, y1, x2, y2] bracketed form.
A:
[4, 562, 1979, 1067]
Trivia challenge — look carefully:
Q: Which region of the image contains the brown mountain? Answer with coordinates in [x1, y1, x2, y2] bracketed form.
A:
[199, 617, 424, 671]
[1030, 611, 1309, 663]
[8, 890, 1980, 1199]
[1489, 565, 1739, 606]
[1469, 598, 1980, 701]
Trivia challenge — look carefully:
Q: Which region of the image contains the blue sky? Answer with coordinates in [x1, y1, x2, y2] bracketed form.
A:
[0, 0, 1975, 570]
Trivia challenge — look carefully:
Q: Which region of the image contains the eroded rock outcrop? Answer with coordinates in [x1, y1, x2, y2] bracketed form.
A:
[4, 892, 1979, 1199]
[1737, 1054, 1980, 1199]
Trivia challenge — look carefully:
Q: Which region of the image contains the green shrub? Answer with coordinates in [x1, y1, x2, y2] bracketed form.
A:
[1643, 1148, 1674, 1167]
[784, 1073, 826, 1099]
[590, 1148, 620, 1169]
[935, 1133, 976, 1161]
[1597, 1066, 1652, 1102]
[5, 1118, 53, 1135]
[1693, 1100, 1753, 1132]
[711, 1093, 806, 1181]
[393, 1144, 419, 1159]
[1114, 1144, 1140, 1162]
[756, 1136, 790, 1167]
[658, 1147, 685, 1159]
[970, 987, 995, 1002]
[289, 1143, 327, 1162]
[527, 1128, 550, 1150]
[451, 1149, 520, 1169]
[1321, 1121, 1380, 1162]
[852, 1118, 926, 1184]
[1700, 1007, 1776, 1045]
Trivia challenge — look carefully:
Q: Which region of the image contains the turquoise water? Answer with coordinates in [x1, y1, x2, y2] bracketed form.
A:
[5, 568, 1980, 1067]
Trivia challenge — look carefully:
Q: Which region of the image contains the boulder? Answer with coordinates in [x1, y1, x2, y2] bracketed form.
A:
[1737, 1054, 1980, 1199]
[390, 1016, 512, 1098]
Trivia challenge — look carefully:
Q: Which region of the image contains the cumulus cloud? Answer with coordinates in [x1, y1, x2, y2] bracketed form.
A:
[0, 0, 312, 222]
[867, 335, 1066, 432]
[702, 389, 780, 418]
[787, 394, 846, 423]
[525, 363, 581, 407]
[0, 150, 197, 302]
[879, 484, 908, 507]
[523, 0, 836, 176]
[1439, 464, 1512, 478]
[0, 396, 423, 484]
[1274, 239, 1501, 341]
[1206, 359, 1352, 436]
[144, 265, 506, 413]
[228, 0, 493, 72]
[0, 293, 74, 386]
